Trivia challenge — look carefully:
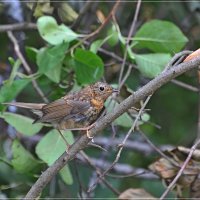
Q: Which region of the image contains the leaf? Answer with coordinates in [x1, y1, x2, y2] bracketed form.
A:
[37, 42, 68, 73]
[0, 112, 43, 136]
[0, 78, 30, 104]
[57, 2, 78, 23]
[37, 43, 68, 82]
[107, 24, 119, 47]
[184, 48, 200, 62]
[36, 129, 74, 165]
[90, 39, 105, 54]
[74, 48, 104, 84]
[119, 188, 156, 200]
[27, 0, 54, 17]
[105, 98, 132, 128]
[37, 16, 78, 45]
[135, 53, 171, 78]
[117, 24, 135, 60]
[36, 129, 74, 185]
[90, 35, 114, 53]
[12, 140, 41, 174]
[25, 46, 39, 63]
[45, 63, 62, 83]
[59, 165, 73, 185]
[6, 59, 21, 85]
[133, 20, 188, 53]
[115, 113, 133, 128]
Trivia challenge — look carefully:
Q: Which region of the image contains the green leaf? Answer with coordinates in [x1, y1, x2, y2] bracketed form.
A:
[0, 78, 30, 104]
[25, 46, 39, 63]
[141, 113, 150, 122]
[12, 140, 41, 174]
[37, 42, 68, 73]
[6, 59, 21, 85]
[135, 53, 171, 78]
[74, 48, 104, 84]
[117, 24, 135, 60]
[45, 63, 62, 83]
[37, 43, 68, 82]
[105, 98, 132, 128]
[107, 24, 119, 47]
[0, 112, 43, 136]
[59, 165, 73, 185]
[115, 112, 132, 128]
[36, 129, 74, 185]
[133, 20, 188, 53]
[90, 35, 114, 53]
[57, 2, 78, 23]
[36, 129, 74, 165]
[90, 39, 104, 54]
[37, 16, 78, 45]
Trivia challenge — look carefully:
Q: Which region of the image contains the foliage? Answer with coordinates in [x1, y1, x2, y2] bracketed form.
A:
[0, 1, 199, 199]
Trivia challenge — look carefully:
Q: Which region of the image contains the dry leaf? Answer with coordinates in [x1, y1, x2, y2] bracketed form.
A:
[96, 10, 106, 24]
[184, 48, 200, 62]
[149, 146, 200, 197]
[119, 188, 157, 200]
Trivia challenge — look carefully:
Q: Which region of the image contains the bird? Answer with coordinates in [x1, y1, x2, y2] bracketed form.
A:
[3, 82, 118, 147]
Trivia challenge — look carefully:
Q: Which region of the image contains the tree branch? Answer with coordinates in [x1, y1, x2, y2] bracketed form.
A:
[0, 23, 37, 32]
[7, 31, 49, 103]
[24, 55, 200, 199]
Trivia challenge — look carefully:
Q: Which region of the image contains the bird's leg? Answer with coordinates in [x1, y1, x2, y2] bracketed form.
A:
[68, 124, 95, 139]
[84, 124, 95, 139]
[57, 129, 70, 152]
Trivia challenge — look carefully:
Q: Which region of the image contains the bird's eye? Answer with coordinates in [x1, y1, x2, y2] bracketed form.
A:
[99, 86, 105, 91]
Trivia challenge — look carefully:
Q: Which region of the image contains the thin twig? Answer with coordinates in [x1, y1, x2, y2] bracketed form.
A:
[77, 154, 158, 180]
[68, 0, 121, 53]
[159, 138, 200, 200]
[0, 23, 37, 32]
[87, 95, 152, 193]
[107, 171, 150, 179]
[7, 31, 49, 103]
[171, 79, 199, 92]
[138, 129, 179, 167]
[118, 0, 141, 88]
[80, 151, 120, 196]
[197, 67, 200, 140]
[74, 161, 85, 199]
[119, 64, 133, 89]
[24, 56, 200, 199]
[94, 136, 173, 154]
[164, 50, 193, 72]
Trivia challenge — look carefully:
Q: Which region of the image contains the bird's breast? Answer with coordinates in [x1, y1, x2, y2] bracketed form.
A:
[90, 98, 104, 111]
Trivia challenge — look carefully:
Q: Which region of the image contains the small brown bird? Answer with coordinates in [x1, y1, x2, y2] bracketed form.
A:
[3, 82, 118, 145]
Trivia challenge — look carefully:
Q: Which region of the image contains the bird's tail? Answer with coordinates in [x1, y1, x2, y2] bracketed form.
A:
[2, 102, 46, 110]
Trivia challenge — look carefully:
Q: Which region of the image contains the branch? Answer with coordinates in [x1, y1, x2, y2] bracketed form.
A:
[24, 55, 200, 199]
[87, 95, 152, 192]
[159, 138, 200, 199]
[94, 136, 173, 154]
[0, 23, 37, 32]
[7, 31, 49, 103]
[79, 151, 120, 196]
[77, 153, 158, 180]
[118, 0, 142, 88]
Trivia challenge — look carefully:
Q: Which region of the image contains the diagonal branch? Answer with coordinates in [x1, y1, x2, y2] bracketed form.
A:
[24, 55, 200, 199]
[7, 31, 49, 103]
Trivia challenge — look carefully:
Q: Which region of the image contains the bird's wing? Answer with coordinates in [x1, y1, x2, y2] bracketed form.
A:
[39, 98, 90, 123]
